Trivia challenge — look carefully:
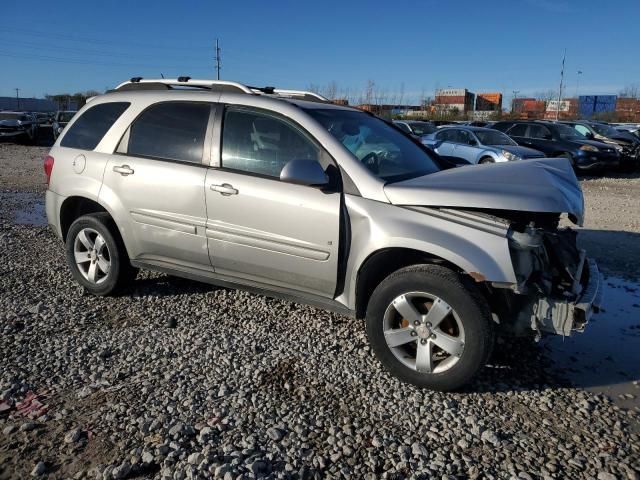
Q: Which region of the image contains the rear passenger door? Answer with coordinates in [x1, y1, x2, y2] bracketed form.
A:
[100, 101, 214, 272]
[204, 106, 341, 297]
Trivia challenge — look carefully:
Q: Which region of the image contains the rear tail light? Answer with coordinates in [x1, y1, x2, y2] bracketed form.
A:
[44, 155, 54, 185]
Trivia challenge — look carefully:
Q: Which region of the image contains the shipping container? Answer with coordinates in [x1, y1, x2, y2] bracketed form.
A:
[435, 95, 467, 104]
[578, 95, 617, 118]
[476, 92, 502, 111]
[435, 88, 467, 97]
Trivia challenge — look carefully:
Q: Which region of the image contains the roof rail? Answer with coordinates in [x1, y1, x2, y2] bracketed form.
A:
[112, 78, 330, 103]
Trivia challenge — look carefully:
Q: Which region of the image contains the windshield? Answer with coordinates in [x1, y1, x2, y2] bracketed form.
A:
[306, 108, 441, 182]
[0, 113, 24, 121]
[58, 112, 76, 122]
[591, 123, 620, 137]
[556, 124, 586, 140]
[475, 130, 517, 146]
[408, 122, 436, 136]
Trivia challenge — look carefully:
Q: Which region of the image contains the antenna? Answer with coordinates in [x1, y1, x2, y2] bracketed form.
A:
[215, 39, 222, 80]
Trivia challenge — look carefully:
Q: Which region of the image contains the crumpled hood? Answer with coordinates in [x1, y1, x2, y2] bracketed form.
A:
[384, 158, 585, 225]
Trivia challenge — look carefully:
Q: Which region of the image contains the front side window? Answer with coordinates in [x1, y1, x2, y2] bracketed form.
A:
[221, 108, 319, 178]
[127, 102, 210, 163]
[507, 124, 528, 137]
[306, 108, 440, 182]
[556, 124, 586, 140]
[60, 102, 130, 150]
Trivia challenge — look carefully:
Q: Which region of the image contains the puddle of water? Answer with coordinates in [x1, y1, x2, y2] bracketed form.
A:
[0, 191, 47, 226]
[543, 276, 640, 409]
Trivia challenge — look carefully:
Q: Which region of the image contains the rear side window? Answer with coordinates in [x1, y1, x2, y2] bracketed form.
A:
[128, 102, 210, 163]
[61, 102, 129, 150]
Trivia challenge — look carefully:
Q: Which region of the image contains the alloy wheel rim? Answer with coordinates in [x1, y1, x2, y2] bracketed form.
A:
[383, 291, 465, 374]
[73, 228, 111, 284]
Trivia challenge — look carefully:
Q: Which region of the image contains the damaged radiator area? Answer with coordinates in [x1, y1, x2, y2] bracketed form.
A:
[494, 214, 603, 337]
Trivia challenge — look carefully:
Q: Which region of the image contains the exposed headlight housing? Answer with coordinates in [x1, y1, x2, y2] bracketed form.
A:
[501, 150, 520, 161]
[580, 144, 599, 152]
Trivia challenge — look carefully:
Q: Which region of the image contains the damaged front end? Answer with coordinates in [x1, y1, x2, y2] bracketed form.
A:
[498, 213, 603, 337]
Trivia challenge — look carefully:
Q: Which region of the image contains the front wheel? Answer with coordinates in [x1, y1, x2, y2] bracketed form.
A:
[366, 264, 494, 391]
[65, 213, 136, 296]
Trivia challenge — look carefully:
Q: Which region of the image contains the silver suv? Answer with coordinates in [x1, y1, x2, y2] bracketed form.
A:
[45, 78, 602, 391]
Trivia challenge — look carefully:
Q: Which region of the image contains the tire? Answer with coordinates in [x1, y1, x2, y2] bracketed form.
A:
[479, 157, 494, 164]
[65, 213, 137, 296]
[365, 264, 494, 391]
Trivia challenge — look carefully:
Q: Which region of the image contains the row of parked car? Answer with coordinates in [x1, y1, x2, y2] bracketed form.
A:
[393, 119, 640, 173]
[0, 110, 77, 144]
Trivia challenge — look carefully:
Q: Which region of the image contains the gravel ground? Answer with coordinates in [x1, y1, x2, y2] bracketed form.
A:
[1, 142, 639, 479]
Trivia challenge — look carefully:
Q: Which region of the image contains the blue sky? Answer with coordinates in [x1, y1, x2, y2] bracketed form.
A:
[1, 0, 639, 106]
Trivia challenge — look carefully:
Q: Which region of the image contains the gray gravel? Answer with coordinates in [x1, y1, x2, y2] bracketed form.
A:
[1, 143, 639, 479]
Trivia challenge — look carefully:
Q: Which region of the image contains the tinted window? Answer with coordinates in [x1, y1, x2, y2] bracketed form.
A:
[507, 124, 528, 136]
[222, 108, 319, 178]
[457, 130, 474, 145]
[61, 102, 129, 150]
[528, 125, 552, 139]
[128, 102, 210, 163]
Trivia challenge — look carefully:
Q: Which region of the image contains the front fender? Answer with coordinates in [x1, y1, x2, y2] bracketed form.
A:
[475, 149, 500, 163]
[336, 196, 517, 310]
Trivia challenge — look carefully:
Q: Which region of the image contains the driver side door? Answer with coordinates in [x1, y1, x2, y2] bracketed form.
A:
[204, 106, 342, 297]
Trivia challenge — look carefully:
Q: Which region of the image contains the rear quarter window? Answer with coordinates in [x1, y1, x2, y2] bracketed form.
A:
[60, 102, 130, 150]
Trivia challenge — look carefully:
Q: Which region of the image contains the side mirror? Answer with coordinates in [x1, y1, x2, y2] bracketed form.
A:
[585, 132, 595, 140]
[280, 159, 329, 186]
[543, 134, 553, 140]
[469, 139, 478, 146]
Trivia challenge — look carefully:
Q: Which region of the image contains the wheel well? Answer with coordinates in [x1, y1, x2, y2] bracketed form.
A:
[479, 156, 494, 164]
[59, 196, 108, 242]
[355, 248, 461, 319]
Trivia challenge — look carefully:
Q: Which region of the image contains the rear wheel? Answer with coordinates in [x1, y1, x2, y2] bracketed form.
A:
[65, 213, 136, 296]
[366, 264, 494, 391]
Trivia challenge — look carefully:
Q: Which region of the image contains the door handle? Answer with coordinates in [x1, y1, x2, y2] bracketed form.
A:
[210, 183, 238, 196]
[113, 165, 134, 176]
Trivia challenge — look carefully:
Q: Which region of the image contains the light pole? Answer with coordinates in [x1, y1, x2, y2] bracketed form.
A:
[15, 88, 20, 110]
[512, 90, 520, 115]
[575, 70, 583, 98]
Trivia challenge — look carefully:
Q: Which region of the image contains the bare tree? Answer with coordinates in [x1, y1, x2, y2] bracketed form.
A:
[619, 84, 639, 99]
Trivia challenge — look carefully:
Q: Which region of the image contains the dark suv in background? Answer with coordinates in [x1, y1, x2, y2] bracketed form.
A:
[560, 120, 640, 171]
[491, 120, 619, 173]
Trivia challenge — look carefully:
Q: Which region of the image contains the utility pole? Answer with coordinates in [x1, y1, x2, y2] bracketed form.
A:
[15, 88, 20, 110]
[556, 49, 566, 121]
[215, 39, 221, 80]
[512, 90, 519, 114]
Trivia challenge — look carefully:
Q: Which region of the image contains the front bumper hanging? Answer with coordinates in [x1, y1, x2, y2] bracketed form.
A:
[531, 256, 603, 336]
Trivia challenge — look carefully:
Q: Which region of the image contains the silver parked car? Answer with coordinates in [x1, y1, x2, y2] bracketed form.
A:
[52, 110, 77, 140]
[423, 126, 545, 164]
[45, 78, 602, 391]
